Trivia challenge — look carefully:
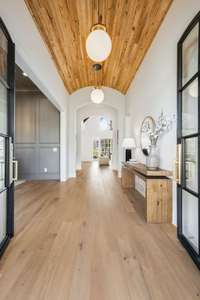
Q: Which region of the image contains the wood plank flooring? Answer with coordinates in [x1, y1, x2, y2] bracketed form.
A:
[0, 162, 200, 300]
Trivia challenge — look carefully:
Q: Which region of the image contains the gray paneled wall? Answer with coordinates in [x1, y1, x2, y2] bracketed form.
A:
[15, 92, 60, 180]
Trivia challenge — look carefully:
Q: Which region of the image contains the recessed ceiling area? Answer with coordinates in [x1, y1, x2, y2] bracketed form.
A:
[25, 0, 172, 94]
[15, 65, 39, 91]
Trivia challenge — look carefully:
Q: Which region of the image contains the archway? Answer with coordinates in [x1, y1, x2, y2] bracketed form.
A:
[76, 105, 118, 171]
[68, 87, 125, 177]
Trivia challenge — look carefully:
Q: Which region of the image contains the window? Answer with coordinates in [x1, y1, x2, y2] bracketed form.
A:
[100, 139, 112, 159]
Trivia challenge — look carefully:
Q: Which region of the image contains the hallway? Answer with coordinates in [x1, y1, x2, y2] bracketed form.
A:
[0, 162, 199, 300]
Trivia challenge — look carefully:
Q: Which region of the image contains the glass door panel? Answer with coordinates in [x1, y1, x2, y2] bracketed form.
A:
[178, 13, 200, 268]
[184, 137, 198, 193]
[0, 136, 5, 191]
[182, 79, 198, 136]
[0, 24, 7, 248]
[0, 27, 8, 82]
[0, 191, 7, 244]
[182, 24, 198, 85]
[0, 18, 15, 257]
[182, 190, 199, 253]
[0, 82, 7, 134]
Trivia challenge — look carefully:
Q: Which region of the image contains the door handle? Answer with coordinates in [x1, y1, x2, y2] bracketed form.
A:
[9, 138, 14, 185]
[174, 144, 181, 184]
[13, 160, 18, 182]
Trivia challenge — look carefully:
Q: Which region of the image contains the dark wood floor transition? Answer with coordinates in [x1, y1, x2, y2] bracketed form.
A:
[0, 162, 199, 300]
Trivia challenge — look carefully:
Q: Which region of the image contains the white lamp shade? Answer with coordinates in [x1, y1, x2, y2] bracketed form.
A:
[86, 29, 112, 62]
[122, 138, 136, 149]
[91, 88, 104, 104]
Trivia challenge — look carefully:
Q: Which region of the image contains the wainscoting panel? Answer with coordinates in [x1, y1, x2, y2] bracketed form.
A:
[15, 146, 37, 177]
[39, 96, 60, 144]
[15, 93, 37, 144]
[15, 92, 60, 180]
[39, 147, 60, 176]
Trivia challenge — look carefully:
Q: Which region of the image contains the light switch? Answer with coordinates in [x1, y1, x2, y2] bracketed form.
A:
[44, 168, 48, 173]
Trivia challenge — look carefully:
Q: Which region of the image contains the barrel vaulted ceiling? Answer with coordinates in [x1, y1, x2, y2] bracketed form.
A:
[25, 0, 172, 94]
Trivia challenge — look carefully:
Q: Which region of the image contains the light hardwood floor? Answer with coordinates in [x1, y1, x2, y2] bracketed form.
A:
[0, 162, 200, 300]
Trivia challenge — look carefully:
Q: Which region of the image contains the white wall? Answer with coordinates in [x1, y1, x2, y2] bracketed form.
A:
[81, 116, 113, 162]
[126, 0, 200, 224]
[0, 0, 69, 181]
[68, 87, 125, 178]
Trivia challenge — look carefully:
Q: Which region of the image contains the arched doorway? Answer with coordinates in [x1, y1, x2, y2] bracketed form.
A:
[68, 87, 125, 178]
[77, 110, 117, 171]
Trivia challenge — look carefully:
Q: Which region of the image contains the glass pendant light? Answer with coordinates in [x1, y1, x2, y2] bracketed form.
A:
[90, 87, 104, 104]
[86, 24, 112, 62]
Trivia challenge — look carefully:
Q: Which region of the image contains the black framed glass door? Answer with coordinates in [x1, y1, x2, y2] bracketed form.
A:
[177, 12, 200, 269]
[0, 18, 15, 257]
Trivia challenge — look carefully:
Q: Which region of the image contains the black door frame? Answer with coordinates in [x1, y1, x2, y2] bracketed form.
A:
[0, 18, 15, 257]
[177, 11, 200, 269]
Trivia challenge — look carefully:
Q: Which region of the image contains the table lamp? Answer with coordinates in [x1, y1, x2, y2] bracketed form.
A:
[122, 137, 136, 162]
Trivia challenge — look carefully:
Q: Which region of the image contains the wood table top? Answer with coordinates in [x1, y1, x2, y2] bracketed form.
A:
[122, 162, 172, 178]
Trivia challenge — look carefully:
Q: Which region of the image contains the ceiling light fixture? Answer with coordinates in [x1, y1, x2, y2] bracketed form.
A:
[90, 87, 104, 104]
[86, 24, 112, 62]
[22, 72, 28, 77]
[92, 63, 102, 71]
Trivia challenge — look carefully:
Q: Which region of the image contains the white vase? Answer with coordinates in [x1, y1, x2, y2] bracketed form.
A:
[146, 145, 159, 170]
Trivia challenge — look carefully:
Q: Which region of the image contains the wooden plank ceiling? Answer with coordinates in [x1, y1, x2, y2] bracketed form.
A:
[25, 0, 172, 94]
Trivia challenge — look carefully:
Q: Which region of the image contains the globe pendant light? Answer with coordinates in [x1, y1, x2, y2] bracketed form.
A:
[86, 24, 112, 62]
[91, 87, 104, 104]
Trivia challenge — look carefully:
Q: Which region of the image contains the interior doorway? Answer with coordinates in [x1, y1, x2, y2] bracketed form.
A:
[74, 103, 120, 175]
[15, 65, 60, 181]
[81, 115, 113, 167]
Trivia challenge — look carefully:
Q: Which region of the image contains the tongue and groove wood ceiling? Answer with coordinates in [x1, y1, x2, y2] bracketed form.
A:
[25, 0, 172, 94]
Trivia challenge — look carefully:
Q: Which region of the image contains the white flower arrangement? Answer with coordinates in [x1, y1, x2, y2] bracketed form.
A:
[142, 111, 174, 146]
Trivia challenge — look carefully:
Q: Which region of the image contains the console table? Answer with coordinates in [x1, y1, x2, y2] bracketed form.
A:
[121, 162, 172, 223]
